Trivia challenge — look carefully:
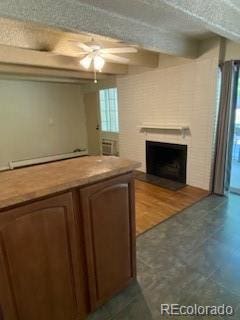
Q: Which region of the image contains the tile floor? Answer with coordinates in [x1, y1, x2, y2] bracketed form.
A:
[88, 193, 240, 319]
[230, 160, 240, 191]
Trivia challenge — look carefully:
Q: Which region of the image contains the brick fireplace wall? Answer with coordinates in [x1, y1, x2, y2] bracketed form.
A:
[117, 39, 220, 190]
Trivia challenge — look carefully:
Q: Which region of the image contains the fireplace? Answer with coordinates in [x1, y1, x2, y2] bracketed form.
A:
[146, 141, 187, 184]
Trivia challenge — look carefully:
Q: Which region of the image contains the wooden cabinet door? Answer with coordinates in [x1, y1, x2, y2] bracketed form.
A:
[79, 173, 136, 310]
[0, 192, 87, 320]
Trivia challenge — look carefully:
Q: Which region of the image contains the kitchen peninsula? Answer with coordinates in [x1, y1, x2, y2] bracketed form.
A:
[0, 156, 140, 320]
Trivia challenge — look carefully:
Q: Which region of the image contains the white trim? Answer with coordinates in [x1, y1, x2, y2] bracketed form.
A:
[137, 123, 189, 130]
[137, 123, 190, 138]
[0, 165, 11, 172]
[7, 151, 88, 170]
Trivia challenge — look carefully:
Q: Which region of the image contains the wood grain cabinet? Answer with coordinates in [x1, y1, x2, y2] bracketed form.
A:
[79, 173, 136, 310]
[0, 173, 136, 319]
[0, 193, 87, 320]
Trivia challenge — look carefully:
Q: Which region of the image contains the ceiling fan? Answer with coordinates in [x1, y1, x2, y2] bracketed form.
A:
[71, 39, 138, 72]
[16, 39, 138, 82]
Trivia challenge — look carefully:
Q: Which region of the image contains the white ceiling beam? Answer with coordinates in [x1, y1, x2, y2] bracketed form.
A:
[0, 63, 107, 82]
[118, 50, 159, 68]
[0, 18, 159, 68]
[0, 44, 128, 75]
[143, 0, 240, 43]
[0, 0, 198, 58]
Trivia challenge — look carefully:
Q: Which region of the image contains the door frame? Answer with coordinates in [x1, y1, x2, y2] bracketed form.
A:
[84, 91, 102, 155]
[230, 64, 240, 195]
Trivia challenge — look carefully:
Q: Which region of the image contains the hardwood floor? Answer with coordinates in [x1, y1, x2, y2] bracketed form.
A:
[135, 179, 209, 235]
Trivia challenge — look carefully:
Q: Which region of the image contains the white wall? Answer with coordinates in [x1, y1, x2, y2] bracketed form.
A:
[224, 40, 240, 61]
[0, 79, 87, 169]
[83, 77, 119, 155]
[117, 39, 220, 190]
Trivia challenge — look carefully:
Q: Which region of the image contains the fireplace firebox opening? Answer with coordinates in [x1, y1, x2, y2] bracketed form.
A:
[146, 141, 187, 184]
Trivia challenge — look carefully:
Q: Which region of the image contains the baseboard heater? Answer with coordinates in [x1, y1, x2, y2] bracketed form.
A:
[7, 150, 88, 170]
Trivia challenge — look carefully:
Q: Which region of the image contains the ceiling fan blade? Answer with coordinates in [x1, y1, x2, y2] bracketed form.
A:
[100, 47, 138, 54]
[101, 53, 129, 64]
[68, 40, 93, 52]
[76, 42, 93, 52]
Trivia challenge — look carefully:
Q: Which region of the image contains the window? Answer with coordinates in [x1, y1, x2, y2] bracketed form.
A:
[99, 88, 119, 133]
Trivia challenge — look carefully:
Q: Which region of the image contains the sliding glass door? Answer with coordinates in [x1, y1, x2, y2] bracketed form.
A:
[230, 71, 240, 194]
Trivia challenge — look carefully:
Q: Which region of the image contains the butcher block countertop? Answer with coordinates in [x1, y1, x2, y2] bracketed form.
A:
[0, 156, 140, 210]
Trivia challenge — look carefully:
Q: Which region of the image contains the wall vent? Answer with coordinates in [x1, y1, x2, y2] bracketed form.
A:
[102, 139, 116, 155]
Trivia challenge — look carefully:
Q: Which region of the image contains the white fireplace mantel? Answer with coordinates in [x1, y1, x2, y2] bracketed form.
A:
[137, 122, 190, 137]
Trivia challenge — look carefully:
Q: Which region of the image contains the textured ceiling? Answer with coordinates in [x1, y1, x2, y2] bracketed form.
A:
[0, 17, 159, 77]
[147, 0, 240, 42]
[228, 0, 240, 8]
[0, 17, 122, 54]
[0, 0, 202, 57]
[78, 0, 213, 39]
[0, 0, 239, 59]
[77, 0, 240, 42]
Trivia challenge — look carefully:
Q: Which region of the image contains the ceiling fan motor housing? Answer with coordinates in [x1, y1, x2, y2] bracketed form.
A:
[85, 41, 101, 51]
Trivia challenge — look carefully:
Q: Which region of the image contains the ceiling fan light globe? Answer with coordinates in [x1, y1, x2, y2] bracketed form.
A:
[94, 55, 105, 71]
[80, 55, 92, 69]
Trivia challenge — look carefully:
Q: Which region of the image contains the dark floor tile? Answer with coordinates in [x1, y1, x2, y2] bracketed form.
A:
[210, 249, 240, 297]
[153, 313, 203, 320]
[213, 194, 240, 223]
[170, 222, 215, 260]
[104, 281, 142, 317]
[173, 195, 226, 226]
[220, 304, 240, 320]
[141, 263, 207, 315]
[217, 193, 240, 208]
[184, 238, 234, 277]
[201, 317, 222, 320]
[87, 306, 112, 320]
[154, 260, 203, 291]
[137, 258, 159, 290]
[113, 294, 154, 320]
[138, 205, 228, 266]
[222, 304, 240, 320]
[157, 311, 221, 320]
[174, 208, 208, 226]
[213, 218, 240, 235]
[137, 218, 185, 246]
[177, 277, 240, 320]
[137, 247, 185, 275]
[137, 219, 188, 270]
[189, 195, 226, 211]
[92, 194, 240, 320]
[181, 278, 239, 313]
[212, 225, 240, 255]
[139, 270, 205, 317]
[202, 209, 228, 230]
[138, 218, 206, 262]
[160, 316, 207, 320]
